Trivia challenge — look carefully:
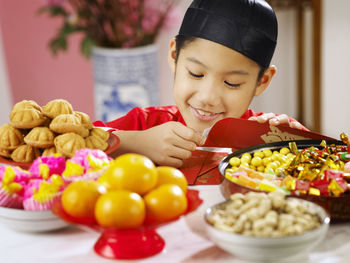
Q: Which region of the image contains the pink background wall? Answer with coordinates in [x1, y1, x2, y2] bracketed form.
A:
[0, 0, 95, 118]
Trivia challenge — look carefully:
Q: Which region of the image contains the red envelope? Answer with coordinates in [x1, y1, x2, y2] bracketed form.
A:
[180, 150, 228, 185]
[180, 118, 337, 186]
[203, 118, 336, 149]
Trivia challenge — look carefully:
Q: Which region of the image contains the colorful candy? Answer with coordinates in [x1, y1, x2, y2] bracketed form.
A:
[226, 134, 350, 197]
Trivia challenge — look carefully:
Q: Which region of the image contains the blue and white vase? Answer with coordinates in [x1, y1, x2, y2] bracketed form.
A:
[92, 44, 159, 122]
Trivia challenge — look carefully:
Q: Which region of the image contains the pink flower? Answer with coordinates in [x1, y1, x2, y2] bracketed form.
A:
[142, 15, 159, 34]
[162, 6, 182, 31]
[122, 40, 136, 48]
[39, 0, 179, 55]
[128, 0, 140, 9]
[129, 11, 139, 24]
[123, 25, 134, 37]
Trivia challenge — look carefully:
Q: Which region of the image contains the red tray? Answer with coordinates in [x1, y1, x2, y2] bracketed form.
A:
[52, 189, 202, 259]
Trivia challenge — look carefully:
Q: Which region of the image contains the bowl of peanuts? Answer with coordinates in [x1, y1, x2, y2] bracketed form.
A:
[219, 139, 350, 222]
[205, 191, 330, 262]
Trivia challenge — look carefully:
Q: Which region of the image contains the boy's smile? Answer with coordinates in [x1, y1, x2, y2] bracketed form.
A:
[169, 38, 269, 134]
[190, 106, 222, 122]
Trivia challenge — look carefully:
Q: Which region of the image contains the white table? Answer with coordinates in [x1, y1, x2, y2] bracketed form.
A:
[1, 185, 350, 263]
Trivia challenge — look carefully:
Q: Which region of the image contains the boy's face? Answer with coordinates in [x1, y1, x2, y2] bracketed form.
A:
[168, 38, 272, 134]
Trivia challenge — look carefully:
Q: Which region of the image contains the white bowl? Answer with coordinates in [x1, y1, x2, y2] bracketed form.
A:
[204, 198, 330, 262]
[0, 206, 70, 232]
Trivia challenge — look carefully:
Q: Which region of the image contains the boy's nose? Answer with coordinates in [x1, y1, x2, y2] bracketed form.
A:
[196, 80, 221, 106]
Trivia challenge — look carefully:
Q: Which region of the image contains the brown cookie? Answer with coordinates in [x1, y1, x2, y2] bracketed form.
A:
[24, 127, 55, 148]
[0, 148, 12, 158]
[0, 123, 25, 150]
[11, 144, 41, 163]
[12, 100, 42, 112]
[42, 146, 58, 156]
[85, 135, 108, 151]
[54, 132, 86, 158]
[9, 108, 46, 129]
[74, 111, 93, 130]
[49, 114, 89, 137]
[89, 127, 110, 141]
[42, 99, 73, 119]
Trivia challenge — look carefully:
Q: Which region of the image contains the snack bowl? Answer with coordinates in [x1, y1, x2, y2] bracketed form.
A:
[204, 197, 330, 262]
[219, 139, 350, 222]
[0, 206, 69, 232]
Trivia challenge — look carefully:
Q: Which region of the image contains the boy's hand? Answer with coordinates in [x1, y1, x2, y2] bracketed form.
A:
[115, 122, 205, 168]
[249, 113, 303, 130]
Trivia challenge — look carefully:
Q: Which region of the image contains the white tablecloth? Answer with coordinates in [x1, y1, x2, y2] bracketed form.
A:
[1, 185, 350, 263]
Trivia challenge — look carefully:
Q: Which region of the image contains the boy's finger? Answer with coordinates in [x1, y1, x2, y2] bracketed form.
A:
[257, 112, 275, 123]
[269, 114, 289, 126]
[156, 155, 184, 168]
[290, 121, 302, 130]
[174, 124, 205, 145]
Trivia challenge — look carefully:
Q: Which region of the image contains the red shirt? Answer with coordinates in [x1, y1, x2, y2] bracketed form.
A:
[93, 105, 268, 130]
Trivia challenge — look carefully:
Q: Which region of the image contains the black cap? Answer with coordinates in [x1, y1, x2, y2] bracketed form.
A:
[178, 0, 278, 68]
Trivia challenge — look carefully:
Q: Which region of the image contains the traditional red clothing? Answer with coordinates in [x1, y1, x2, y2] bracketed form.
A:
[93, 105, 295, 130]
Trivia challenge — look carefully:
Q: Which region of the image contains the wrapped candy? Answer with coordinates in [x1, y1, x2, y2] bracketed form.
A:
[258, 180, 277, 192]
[226, 133, 350, 197]
[328, 178, 347, 197]
[340, 153, 350, 161]
[340, 132, 350, 153]
[237, 173, 260, 189]
[282, 176, 296, 191]
[344, 161, 350, 173]
[310, 179, 330, 196]
[308, 187, 320, 196]
[295, 180, 310, 191]
[324, 169, 343, 180]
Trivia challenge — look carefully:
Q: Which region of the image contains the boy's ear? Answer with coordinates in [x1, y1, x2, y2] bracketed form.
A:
[168, 38, 176, 74]
[254, 65, 277, 96]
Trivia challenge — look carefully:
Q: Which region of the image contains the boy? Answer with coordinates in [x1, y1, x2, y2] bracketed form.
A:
[95, 0, 305, 167]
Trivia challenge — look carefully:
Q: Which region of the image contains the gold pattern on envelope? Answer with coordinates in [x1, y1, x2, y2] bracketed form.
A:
[261, 125, 308, 143]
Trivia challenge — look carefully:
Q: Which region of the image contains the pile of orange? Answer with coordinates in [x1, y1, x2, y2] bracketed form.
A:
[61, 153, 188, 228]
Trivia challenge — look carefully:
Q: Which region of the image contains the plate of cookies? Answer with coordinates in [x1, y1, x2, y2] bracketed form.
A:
[0, 99, 120, 169]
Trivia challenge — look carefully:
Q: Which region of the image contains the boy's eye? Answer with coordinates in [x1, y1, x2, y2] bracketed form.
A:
[224, 81, 241, 88]
[188, 71, 204, 78]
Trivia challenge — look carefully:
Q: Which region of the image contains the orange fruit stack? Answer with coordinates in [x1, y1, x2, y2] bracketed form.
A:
[61, 153, 188, 229]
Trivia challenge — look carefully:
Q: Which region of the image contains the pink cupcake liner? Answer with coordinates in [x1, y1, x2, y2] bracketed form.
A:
[23, 194, 61, 211]
[62, 167, 107, 184]
[22, 178, 64, 211]
[0, 188, 23, 209]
